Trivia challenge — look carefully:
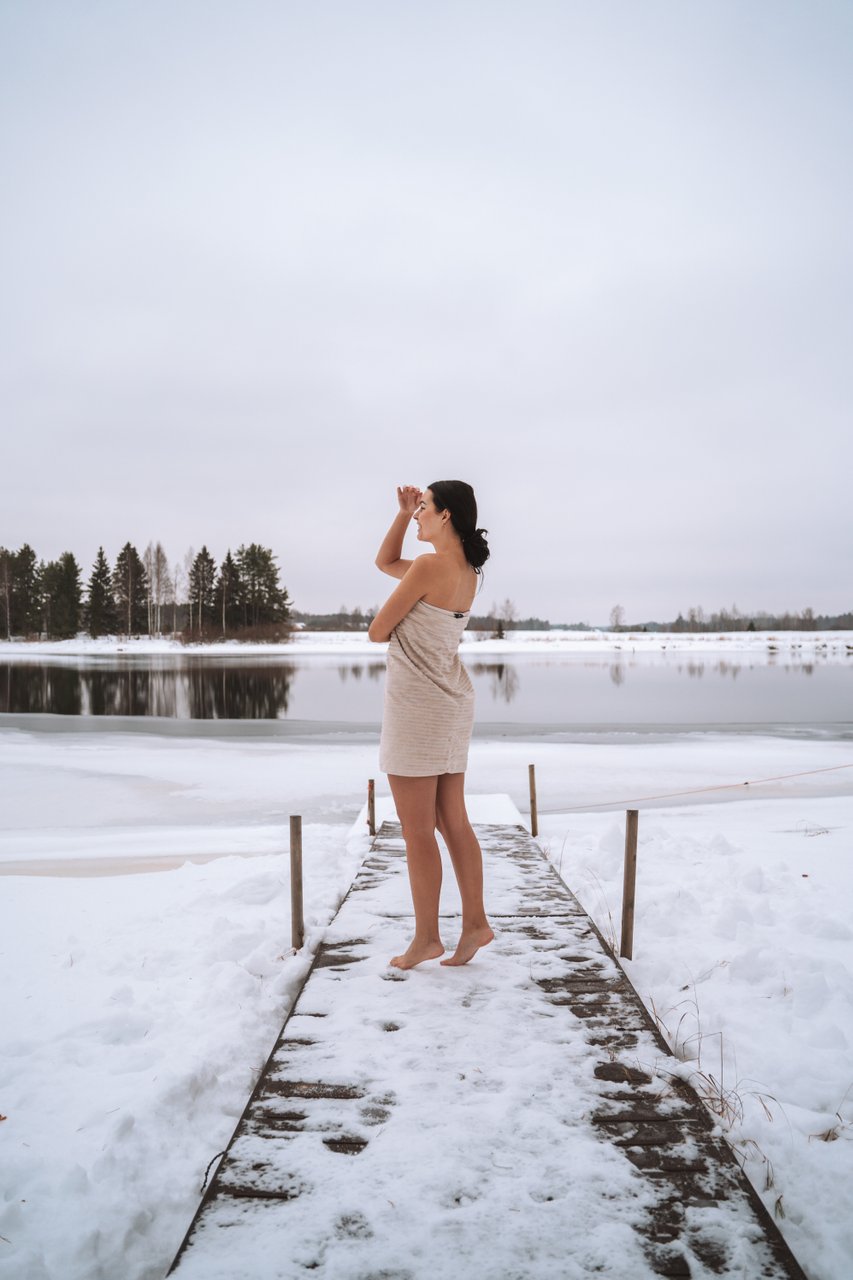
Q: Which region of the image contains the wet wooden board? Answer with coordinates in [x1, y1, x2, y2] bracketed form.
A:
[169, 820, 808, 1280]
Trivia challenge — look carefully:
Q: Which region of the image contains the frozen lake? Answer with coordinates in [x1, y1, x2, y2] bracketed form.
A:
[1, 650, 850, 732]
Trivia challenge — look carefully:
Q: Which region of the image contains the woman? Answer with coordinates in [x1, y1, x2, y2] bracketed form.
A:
[368, 481, 494, 970]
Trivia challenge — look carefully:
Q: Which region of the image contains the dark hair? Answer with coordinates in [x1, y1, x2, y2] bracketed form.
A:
[427, 480, 490, 573]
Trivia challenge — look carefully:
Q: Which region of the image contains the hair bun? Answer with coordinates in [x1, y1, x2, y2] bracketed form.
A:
[462, 526, 490, 570]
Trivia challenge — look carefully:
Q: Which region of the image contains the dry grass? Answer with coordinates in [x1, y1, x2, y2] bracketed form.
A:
[178, 622, 294, 645]
[650, 981, 782, 1180]
[809, 1083, 853, 1143]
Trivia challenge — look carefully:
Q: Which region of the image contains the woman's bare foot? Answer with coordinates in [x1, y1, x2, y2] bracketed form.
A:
[389, 939, 445, 970]
[440, 925, 495, 966]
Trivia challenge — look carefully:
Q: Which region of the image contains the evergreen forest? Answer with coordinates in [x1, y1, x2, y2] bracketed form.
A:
[0, 542, 291, 641]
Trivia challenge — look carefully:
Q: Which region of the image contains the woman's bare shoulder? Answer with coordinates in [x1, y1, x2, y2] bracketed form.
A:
[404, 553, 440, 578]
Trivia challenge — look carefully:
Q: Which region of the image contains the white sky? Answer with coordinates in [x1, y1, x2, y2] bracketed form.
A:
[2, 0, 851, 624]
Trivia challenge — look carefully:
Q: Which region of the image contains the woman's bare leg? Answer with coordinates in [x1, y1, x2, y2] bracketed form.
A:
[387, 774, 444, 969]
[435, 773, 494, 965]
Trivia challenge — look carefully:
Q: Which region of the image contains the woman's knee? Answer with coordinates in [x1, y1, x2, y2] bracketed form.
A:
[435, 803, 473, 845]
[397, 802, 438, 845]
[399, 815, 437, 844]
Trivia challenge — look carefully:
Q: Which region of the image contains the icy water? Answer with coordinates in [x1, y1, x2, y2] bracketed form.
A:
[0, 652, 850, 731]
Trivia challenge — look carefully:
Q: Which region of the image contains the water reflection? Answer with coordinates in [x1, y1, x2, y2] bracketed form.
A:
[335, 663, 383, 683]
[0, 664, 85, 715]
[0, 651, 843, 724]
[184, 665, 295, 719]
[470, 662, 520, 704]
[674, 659, 815, 679]
[0, 662, 296, 719]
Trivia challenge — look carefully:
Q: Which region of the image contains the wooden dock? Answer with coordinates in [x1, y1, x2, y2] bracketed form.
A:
[168, 811, 807, 1280]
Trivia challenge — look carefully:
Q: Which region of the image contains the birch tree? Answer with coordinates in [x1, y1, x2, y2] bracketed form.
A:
[182, 547, 195, 633]
[144, 541, 170, 636]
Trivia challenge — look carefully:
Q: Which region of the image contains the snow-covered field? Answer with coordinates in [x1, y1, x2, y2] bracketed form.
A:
[1, 644, 851, 1278]
[1, 627, 852, 659]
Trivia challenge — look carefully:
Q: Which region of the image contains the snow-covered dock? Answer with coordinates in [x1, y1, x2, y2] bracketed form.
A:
[168, 805, 807, 1280]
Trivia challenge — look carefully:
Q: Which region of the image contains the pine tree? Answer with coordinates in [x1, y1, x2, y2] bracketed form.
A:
[214, 550, 243, 635]
[236, 543, 291, 627]
[113, 543, 148, 635]
[0, 548, 12, 639]
[188, 546, 217, 635]
[10, 544, 41, 635]
[40, 552, 82, 638]
[86, 547, 118, 637]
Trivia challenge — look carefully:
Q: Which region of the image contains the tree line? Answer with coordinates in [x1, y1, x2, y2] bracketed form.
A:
[609, 603, 853, 633]
[0, 542, 291, 641]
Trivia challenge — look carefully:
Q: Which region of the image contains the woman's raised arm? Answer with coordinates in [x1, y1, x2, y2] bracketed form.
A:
[374, 485, 422, 579]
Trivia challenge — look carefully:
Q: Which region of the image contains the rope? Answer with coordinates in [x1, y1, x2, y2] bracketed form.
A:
[535, 761, 853, 814]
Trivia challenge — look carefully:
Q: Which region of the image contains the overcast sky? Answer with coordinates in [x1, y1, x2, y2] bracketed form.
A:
[2, 1, 851, 624]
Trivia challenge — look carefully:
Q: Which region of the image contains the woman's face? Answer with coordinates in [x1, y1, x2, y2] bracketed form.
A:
[414, 488, 445, 541]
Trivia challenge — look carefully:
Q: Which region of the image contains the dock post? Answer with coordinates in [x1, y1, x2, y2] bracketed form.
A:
[528, 763, 538, 837]
[620, 809, 639, 960]
[290, 815, 304, 951]
[367, 778, 376, 836]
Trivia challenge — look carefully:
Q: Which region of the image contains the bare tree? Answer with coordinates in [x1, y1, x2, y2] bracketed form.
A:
[170, 559, 183, 635]
[143, 543, 155, 635]
[493, 597, 518, 640]
[160, 564, 174, 635]
[182, 546, 195, 633]
[150, 542, 169, 635]
[498, 598, 518, 626]
[609, 603, 625, 632]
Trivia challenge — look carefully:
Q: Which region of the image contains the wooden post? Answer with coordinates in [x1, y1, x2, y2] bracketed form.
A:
[528, 763, 538, 837]
[620, 809, 639, 960]
[290, 815, 304, 951]
[367, 778, 376, 836]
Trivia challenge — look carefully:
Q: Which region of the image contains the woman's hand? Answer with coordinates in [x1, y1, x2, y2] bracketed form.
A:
[376, 488, 420, 575]
[396, 485, 423, 517]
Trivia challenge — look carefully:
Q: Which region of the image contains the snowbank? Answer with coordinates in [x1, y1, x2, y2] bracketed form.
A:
[0, 827, 371, 1280]
[0, 628, 851, 660]
[539, 793, 853, 1280]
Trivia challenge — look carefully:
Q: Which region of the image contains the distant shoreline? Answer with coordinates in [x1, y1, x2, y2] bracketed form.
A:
[0, 628, 851, 660]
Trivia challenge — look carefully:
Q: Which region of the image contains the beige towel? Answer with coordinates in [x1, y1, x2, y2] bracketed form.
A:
[379, 599, 474, 777]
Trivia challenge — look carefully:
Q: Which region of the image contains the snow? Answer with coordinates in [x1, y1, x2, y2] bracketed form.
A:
[0, 628, 851, 660]
[538, 793, 853, 1280]
[1, 654, 852, 1278]
[0, 832, 365, 1280]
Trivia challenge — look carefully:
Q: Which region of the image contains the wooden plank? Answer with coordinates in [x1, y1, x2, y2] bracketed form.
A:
[168, 818, 808, 1280]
